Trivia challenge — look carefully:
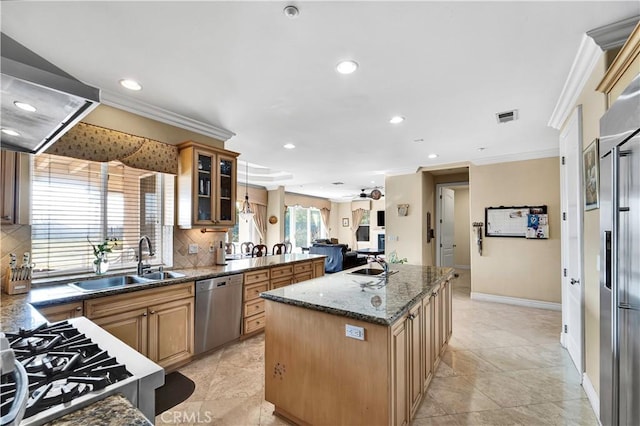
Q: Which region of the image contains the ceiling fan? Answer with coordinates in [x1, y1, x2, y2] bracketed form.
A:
[349, 187, 384, 200]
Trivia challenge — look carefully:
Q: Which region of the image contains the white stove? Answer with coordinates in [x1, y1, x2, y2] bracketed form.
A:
[1, 317, 164, 425]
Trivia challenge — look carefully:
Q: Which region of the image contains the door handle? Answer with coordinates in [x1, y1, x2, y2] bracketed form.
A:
[570, 278, 580, 285]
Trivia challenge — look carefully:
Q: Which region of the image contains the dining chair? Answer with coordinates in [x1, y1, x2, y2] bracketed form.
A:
[240, 242, 254, 255]
[225, 242, 235, 254]
[284, 240, 293, 254]
[272, 243, 287, 255]
[251, 244, 268, 257]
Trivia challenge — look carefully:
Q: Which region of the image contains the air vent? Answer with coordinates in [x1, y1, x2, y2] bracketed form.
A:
[332, 182, 344, 185]
[496, 109, 518, 124]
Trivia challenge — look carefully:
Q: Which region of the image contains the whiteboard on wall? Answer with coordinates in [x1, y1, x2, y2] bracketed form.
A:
[485, 206, 547, 237]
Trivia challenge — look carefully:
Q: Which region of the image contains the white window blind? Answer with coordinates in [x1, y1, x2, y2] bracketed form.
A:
[32, 153, 165, 277]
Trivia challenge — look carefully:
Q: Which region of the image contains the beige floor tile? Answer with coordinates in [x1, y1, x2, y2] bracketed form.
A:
[411, 414, 462, 425]
[413, 394, 449, 418]
[463, 372, 551, 408]
[448, 408, 524, 425]
[439, 350, 503, 376]
[198, 396, 262, 425]
[426, 376, 501, 414]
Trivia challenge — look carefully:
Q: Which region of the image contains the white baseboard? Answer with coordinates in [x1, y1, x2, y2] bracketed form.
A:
[454, 264, 470, 270]
[582, 372, 600, 422]
[470, 292, 561, 311]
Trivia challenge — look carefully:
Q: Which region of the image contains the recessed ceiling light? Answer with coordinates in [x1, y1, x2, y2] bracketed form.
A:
[283, 5, 299, 18]
[389, 116, 405, 124]
[413, 138, 424, 143]
[336, 60, 358, 75]
[283, 143, 296, 149]
[478, 147, 486, 151]
[14, 101, 36, 112]
[428, 153, 438, 159]
[1, 128, 20, 136]
[119, 79, 142, 91]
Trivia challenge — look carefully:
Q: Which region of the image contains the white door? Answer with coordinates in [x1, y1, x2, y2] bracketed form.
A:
[439, 187, 455, 267]
[559, 106, 584, 375]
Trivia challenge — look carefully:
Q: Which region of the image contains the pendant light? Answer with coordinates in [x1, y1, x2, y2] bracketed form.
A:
[239, 161, 254, 222]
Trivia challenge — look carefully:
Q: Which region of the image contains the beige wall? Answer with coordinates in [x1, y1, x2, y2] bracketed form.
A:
[266, 187, 285, 247]
[469, 158, 561, 303]
[335, 202, 353, 245]
[454, 187, 471, 267]
[84, 105, 226, 148]
[236, 185, 268, 206]
[385, 172, 426, 265]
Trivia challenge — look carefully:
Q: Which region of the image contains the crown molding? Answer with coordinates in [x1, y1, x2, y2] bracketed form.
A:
[548, 34, 602, 130]
[472, 147, 559, 166]
[100, 90, 235, 141]
[587, 15, 639, 51]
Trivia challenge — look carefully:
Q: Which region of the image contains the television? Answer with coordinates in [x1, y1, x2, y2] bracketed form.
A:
[377, 210, 385, 227]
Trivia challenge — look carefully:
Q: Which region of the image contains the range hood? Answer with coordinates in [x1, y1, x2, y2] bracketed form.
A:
[1, 33, 100, 154]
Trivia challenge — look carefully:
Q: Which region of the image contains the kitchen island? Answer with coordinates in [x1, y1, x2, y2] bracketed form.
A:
[261, 263, 454, 426]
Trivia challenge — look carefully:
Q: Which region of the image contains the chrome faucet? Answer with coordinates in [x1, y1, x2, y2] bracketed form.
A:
[137, 235, 154, 276]
[368, 255, 389, 275]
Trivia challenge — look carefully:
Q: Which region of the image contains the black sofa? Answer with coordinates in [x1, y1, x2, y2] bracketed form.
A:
[309, 242, 367, 273]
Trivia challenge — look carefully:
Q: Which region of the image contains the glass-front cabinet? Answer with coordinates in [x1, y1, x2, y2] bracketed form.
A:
[177, 141, 238, 228]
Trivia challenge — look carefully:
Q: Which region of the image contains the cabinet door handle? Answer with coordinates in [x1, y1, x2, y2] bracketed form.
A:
[75, 306, 82, 311]
[142, 312, 147, 317]
[408, 313, 416, 320]
[150, 310, 156, 314]
[432, 291, 438, 296]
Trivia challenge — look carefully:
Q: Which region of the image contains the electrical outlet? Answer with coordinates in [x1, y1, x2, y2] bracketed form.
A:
[188, 244, 199, 254]
[345, 324, 365, 341]
[209, 242, 215, 253]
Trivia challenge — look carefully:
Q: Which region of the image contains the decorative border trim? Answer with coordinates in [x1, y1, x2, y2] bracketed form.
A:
[100, 90, 235, 141]
[470, 292, 561, 311]
[548, 34, 602, 130]
[587, 15, 639, 51]
[472, 147, 559, 165]
[582, 372, 600, 422]
[596, 21, 640, 94]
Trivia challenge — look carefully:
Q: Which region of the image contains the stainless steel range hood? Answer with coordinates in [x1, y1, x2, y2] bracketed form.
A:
[1, 33, 100, 154]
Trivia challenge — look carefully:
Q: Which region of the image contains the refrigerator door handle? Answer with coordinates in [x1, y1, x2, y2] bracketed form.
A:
[604, 230, 612, 290]
[611, 145, 622, 426]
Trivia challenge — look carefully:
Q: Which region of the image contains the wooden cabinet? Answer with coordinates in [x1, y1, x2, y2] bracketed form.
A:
[293, 262, 313, 283]
[243, 269, 270, 335]
[421, 294, 434, 391]
[390, 318, 409, 426]
[270, 265, 293, 290]
[407, 303, 423, 418]
[312, 258, 325, 278]
[38, 301, 83, 322]
[177, 141, 238, 229]
[85, 282, 194, 369]
[1, 150, 17, 225]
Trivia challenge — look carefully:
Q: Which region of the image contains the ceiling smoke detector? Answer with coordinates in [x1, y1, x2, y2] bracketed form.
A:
[496, 109, 518, 124]
[283, 5, 299, 18]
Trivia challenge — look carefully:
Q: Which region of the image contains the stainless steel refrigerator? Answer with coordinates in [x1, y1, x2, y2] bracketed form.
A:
[599, 72, 640, 426]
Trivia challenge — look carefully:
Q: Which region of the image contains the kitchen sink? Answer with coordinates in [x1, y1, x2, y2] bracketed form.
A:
[68, 275, 153, 292]
[349, 268, 398, 276]
[141, 271, 186, 280]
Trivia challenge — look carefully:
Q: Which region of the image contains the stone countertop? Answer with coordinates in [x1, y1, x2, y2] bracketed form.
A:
[261, 263, 453, 326]
[24, 253, 325, 309]
[44, 394, 151, 426]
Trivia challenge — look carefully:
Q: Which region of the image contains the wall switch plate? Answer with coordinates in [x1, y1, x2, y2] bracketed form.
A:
[188, 244, 199, 254]
[345, 324, 365, 341]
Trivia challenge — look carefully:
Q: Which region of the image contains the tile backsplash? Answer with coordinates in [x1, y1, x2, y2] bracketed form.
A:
[1, 224, 32, 285]
[173, 228, 227, 269]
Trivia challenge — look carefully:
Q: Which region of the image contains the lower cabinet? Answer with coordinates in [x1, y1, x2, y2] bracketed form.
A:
[312, 258, 325, 278]
[38, 301, 84, 323]
[293, 262, 313, 283]
[85, 282, 195, 370]
[391, 279, 451, 425]
[243, 270, 270, 335]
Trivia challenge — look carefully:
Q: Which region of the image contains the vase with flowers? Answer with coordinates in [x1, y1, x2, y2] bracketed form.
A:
[88, 236, 118, 275]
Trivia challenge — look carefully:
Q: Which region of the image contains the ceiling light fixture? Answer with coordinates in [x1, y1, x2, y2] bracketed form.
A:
[13, 101, 36, 112]
[389, 116, 405, 124]
[336, 60, 358, 75]
[283, 143, 296, 149]
[239, 162, 254, 223]
[428, 153, 439, 159]
[283, 5, 299, 18]
[119, 79, 142, 91]
[1, 128, 20, 137]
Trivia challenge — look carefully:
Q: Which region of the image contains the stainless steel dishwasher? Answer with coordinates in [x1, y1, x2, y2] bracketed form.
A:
[194, 273, 244, 354]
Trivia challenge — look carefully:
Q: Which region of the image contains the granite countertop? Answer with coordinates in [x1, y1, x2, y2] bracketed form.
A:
[261, 263, 453, 326]
[44, 394, 151, 426]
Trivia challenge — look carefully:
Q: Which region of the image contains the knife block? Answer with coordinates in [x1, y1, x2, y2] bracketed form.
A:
[4, 267, 31, 295]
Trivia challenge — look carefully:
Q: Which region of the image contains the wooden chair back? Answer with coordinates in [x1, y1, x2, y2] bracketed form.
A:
[240, 242, 254, 255]
[251, 244, 268, 257]
[284, 240, 293, 254]
[272, 243, 287, 255]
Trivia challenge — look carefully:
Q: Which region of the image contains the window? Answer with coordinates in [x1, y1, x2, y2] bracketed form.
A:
[32, 154, 167, 277]
[284, 206, 326, 252]
[229, 202, 260, 250]
[357, 210, 370, 241]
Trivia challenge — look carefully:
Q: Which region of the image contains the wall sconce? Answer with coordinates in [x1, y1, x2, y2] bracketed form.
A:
[397, 204, 409, 216]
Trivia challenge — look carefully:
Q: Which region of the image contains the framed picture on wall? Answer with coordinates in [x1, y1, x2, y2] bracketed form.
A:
[342, 218, 349, 227]
[583, 139, 599, 211]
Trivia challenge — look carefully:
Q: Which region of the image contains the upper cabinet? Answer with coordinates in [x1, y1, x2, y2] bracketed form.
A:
[177, 141, 239, 228]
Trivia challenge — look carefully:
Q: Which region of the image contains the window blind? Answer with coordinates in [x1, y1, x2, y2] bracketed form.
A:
[32, 153, 164, 277]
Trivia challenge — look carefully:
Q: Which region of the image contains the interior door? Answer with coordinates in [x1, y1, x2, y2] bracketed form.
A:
[439, 188, 455, 267]
[559, 106, 583, 375]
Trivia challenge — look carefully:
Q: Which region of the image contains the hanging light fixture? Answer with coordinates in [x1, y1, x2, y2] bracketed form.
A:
[239, 161, 254, 222]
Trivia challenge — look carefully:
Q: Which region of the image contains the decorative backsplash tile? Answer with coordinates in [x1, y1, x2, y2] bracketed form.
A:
[173, 228, 227, 269]
[1, 224, 32, 285]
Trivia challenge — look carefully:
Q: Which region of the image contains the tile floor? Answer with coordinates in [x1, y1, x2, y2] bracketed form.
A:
[156, 270, 598, 425]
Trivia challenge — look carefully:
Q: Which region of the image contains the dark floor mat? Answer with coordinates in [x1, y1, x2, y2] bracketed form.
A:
[155, 372, 196, 416]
